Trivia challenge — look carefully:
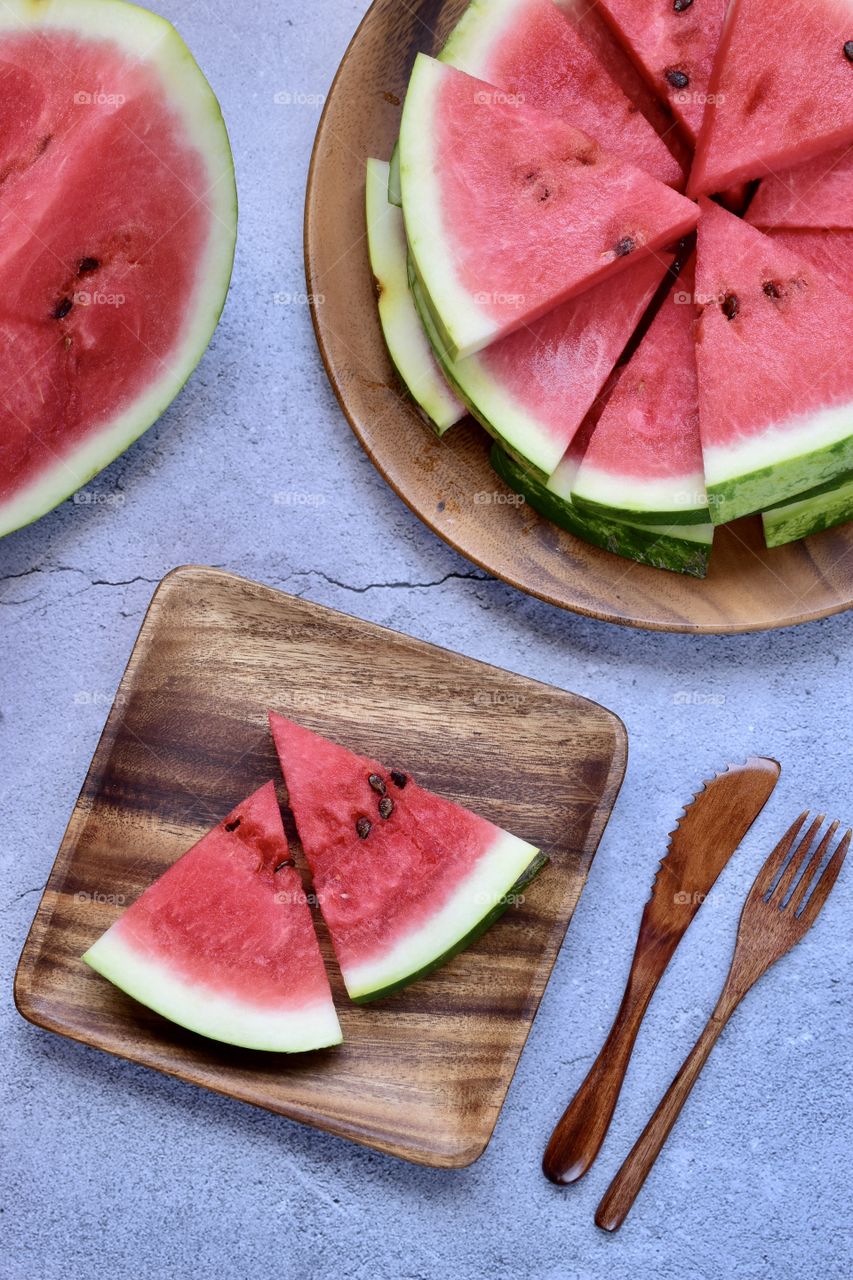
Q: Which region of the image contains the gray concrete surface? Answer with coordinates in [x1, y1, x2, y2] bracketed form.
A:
[1, 2, 850, 1277]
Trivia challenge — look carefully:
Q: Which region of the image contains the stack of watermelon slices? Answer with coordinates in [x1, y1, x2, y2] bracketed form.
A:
[83, 716, 545, 1051]
[367, 0, 853, 568]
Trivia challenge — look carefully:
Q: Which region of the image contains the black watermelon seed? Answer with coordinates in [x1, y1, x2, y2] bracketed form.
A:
[368, 773, 386, 795]
[356, 817, 372, 839]
[763, 280, 783, 299]
[379, 796, 394, 820]
[844, 41, 853, 62]
[78, 257, 100, 275]
[224, 817, 241, 832]
[673, 0, 693, 11]
[665, 68, 690, 90]
[390, 769, 408, 789]
[614, 236, 636, 258]
[721, 293, 740, 320]
[274, 858, 296, 872]
[53, 297, 73, 320]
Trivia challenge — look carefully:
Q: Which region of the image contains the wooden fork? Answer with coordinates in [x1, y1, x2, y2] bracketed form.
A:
[596, 811, 850, 1232]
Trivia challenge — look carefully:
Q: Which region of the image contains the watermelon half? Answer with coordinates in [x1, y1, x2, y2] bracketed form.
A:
[269, 713, 546, 1003]
[594, 0, 728, 144]
[410, 250, 669, 476]
[366, 159, 465, 434]
[83, 783, 342, 1052]
[695, 201, 853, 524]
[572, 259, 710, 525]
[747, 144, 853, 230]
[399, 54, 699, 359]
[690, 0, 853, 196]
[0, 0, 237, 538]
[438, 0, 683, 186]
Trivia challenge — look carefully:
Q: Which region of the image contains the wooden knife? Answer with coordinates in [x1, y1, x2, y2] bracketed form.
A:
[542, 756, 781, 1185]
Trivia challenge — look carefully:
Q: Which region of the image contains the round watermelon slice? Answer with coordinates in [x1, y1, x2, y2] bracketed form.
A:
[0, 0, 237, 538]
[268, 713, 546, 1003]
[399, 54, 699, 360]
[82, 783, 342, 1052]
[572, 260, 710, 525]
[439, 0, 683, 187]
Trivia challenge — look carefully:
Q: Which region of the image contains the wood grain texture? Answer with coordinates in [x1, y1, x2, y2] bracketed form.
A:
[304, 0, 853, 633]
[14, 566, 626, 1168]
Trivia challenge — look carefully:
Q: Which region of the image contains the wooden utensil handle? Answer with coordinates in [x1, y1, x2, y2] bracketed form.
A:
[595, 992, 737, 1231]
[543, 982, 651, 1184]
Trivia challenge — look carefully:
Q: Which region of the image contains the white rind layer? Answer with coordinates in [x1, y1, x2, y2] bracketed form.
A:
[83, 931, 343, 1052]
[366, 159, 464, 433]
[573, 464, 709, 515]
[703, 399, 853, 487]
[439, 0, 519, 74]
[0, 0, 237, 538]
[399, 55, 495, 360]
[343, 830, 540, 1000]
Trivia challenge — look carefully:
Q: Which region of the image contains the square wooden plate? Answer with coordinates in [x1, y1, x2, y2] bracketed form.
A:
[15, 566, 626, 1167]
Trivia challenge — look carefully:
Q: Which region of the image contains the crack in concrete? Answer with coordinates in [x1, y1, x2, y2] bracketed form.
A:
[281, 568, 493, 595]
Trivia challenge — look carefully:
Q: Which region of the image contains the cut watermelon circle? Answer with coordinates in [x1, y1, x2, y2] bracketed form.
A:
[0, 0, 237, 538]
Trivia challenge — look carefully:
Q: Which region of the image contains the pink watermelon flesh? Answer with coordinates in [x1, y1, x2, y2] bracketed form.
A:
[269, 713, 544, 1002]
[0, 22, 234, 533]
[401, 56, 699, 359]
[415, 251, 669, 475]
[595, 0, 728, 144]
[557, 0, 692, 171]
[82, 782, 341, 1052]
[441, 0, 683, 187]
[695, 200, 853, 522]
[690, 0, 853, 197]
[573, 258, 709, 523]
[747, 143, 853, 229]
[762, 228, 853, 298]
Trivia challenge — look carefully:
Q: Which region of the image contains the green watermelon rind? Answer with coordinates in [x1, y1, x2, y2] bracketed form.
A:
[349, 848, 549, 1004]
[387, 141, 403, 207]
[83, 929, 344, 1052]
[366, 159, 465, 434]
[706, 429, 853, 526]
[572, 484, 712, 527]
[762, 475, 853, 548]
[491, 445, 713, 578]
[0, 0, 238, 540]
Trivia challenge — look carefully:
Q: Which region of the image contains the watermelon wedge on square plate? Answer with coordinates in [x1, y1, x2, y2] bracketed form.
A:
[366, 159, 465, 434]
[399, 54, 699, 359]
[593, 0, 728, 144]
[696, 200, 853, 523]
[83, 783, 342, 1052]
[573, 259, 710, 525]
[410, 251, 669, 476]
[0, 0, 237, 539]
[269, 713, 546, 1003]
[690, 0, 853, 196]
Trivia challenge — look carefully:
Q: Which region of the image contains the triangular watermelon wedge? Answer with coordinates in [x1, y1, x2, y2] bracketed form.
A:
[410, 249, 669, 475]
[761, 228, 853, 299]
[695, 200, 853, 523]
[269, 713, 546, 1003]
[690, 0, 853, 196]
[594, 0, 728, 144]
[747, 144, 853, 230]
[439, 0, 683, 186]
[399, 54, 699, 360]
[83, 783, 342, 1052]
[573, 259, 710, 525]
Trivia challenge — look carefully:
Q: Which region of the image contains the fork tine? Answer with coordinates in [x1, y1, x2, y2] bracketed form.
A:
[786, 820, 839, 913]
[751, 811, 809, 898]
[770, 813, 826, 904]
[797, 829, 851, 928]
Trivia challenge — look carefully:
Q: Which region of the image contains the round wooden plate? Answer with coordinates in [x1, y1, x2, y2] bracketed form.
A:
[304, 0, 853, 633]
